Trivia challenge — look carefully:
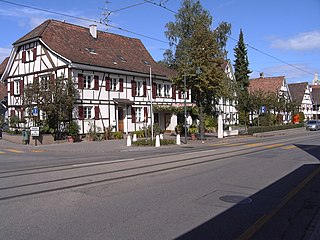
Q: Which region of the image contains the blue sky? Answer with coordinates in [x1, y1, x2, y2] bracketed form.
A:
[0, 0, 319, 84]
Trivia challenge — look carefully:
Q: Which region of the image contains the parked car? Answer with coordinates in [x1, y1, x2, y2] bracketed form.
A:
[305, 120, 320, 131]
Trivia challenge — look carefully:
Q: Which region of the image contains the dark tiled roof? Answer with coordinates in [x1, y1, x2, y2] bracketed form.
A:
[288, 82, 308, 103]
[312, 88, 320, 104]
[249, 76, 285, 94]
[0, 57, 9, 77]
[14, 19, 176, 78]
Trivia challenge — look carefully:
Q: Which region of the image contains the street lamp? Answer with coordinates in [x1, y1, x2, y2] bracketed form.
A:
[149, 65, 154, 141]
[184, 70, 187, 144]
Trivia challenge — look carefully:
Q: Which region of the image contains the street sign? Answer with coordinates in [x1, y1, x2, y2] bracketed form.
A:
[32, 107, 38, 116]
[30, 127, 40, 137]
[260, 106, 267, 114]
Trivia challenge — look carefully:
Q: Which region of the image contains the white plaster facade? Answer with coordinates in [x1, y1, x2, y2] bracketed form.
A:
[1, 20, 190, 135]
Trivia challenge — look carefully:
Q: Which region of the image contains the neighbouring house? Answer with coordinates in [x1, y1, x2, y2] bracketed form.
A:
[0, 57, 9, 119]
[248, 74, 291, 123]
[215, 60, 238, 125]
[288, 82, 313, 121]
[0, 19, 191, 135]
[310, 85, 320, 120]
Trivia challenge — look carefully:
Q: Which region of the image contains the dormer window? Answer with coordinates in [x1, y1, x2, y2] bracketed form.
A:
[118, 55, 126, 62]
[86, 47, 96, 54]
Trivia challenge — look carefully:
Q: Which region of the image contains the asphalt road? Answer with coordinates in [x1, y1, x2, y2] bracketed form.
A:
[1, 129, 320, 239]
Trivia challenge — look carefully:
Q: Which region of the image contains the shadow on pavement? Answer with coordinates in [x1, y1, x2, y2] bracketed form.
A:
[175, 144, 320, 240]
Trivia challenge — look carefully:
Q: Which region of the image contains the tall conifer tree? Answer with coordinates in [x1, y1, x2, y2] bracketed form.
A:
[233, 29, 251, 127]
[234, 29, 251, 90]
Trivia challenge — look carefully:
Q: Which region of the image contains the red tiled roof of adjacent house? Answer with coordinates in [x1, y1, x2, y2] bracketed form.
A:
[312, 87, 320, 104]
[0, 57, 9, 78]
[249, 76, 285, 94]
[0, 82, 6, 100]
[288, 82, 308, 103]
[13, 19, 176, 78]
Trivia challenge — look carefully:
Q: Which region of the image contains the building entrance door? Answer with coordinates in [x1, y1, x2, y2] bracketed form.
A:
[118, 107, 124, 132]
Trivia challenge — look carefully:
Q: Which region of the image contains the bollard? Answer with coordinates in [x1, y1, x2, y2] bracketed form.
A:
[126, 135, 132, 146]
[218, 114, 224, 139]
[155, 135, 160, 147]
[176, 134, 181, 145]
[133, 133, 137, 142]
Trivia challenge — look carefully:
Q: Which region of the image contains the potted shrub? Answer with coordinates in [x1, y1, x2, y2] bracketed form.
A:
[188, 124, 198, 140]
[68, 121, 80, 143]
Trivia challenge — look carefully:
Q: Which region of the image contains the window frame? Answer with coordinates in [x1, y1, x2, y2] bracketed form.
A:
[164, 84, 170, 98]
[84, 75, 93, 89]
[136, 107, 142, 122]
[157, 83, 163, 97]
[40, 75, 51, 90]
[111, 78, 118, 91]
[84, 106, 92, 119]
[136, 81, 143, 96]
[13, 80, 20, 95]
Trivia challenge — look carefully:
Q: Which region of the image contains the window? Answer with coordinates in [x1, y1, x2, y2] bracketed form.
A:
[40, 75, 50, 90]
[111, 78, 118, 91]
[136, 81, 142, 96]
[84, 106, 92, 119]
[164, 84, 170, 98]
[157, 83, 163, 97]
[14, 80, 20, 95]
[84, 75, 92, 89]
[136, 107, 142, 122]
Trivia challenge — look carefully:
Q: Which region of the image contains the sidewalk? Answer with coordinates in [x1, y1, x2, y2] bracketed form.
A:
[0, 127, 306, 153]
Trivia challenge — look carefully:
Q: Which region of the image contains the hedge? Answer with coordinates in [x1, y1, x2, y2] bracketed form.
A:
[132, 139, 176, 146]
[247, 123, 304, 135]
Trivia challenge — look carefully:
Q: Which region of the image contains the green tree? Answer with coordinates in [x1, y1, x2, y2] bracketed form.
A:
[23, 74, 79, 139]
[233, 29, 252, 129]
[164, 0, 231, 139]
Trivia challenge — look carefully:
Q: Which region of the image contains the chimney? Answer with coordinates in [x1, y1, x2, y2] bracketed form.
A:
[313, 72, 319, 85]
[89, 24, 97, 39]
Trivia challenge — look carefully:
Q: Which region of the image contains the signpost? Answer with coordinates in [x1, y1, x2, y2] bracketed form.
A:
[260, 106, 267, 114]
[30, 127, 39, 146]
[32, 107, 38, 116]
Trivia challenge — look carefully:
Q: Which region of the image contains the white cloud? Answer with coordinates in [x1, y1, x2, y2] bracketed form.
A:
[271, 31, 320, 51]
[0, 6, 93, 30]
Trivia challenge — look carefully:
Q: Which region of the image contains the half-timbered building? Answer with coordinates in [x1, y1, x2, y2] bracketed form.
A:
[1, 19, 190, 135]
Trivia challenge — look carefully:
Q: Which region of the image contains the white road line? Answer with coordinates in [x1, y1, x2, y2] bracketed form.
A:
[72, 158, 135, 167]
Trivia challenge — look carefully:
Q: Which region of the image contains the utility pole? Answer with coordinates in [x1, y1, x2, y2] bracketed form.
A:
[149, 66, 154, 141]
[184, 70, 187, 144]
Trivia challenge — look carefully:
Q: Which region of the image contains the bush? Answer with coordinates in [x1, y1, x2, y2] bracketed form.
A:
[132, 130, 145, 138]
[247, 123, 304, 135]
[112, 131, 123, 139]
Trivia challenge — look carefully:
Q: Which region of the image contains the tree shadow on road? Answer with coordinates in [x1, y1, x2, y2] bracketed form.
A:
[175, 144, 320, 240]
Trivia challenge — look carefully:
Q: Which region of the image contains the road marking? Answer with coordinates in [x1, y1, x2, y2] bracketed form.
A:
[264, 143, 283, 149]
[5, 149, 23, 153]
[30, 150, 45, 153]
[282, 145, 296, 150]
[236, 165, 320, 240]
[72, 158, 136, 167]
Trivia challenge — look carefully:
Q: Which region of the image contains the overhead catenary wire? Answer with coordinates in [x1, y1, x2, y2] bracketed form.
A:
[0, 0, 314, 77]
